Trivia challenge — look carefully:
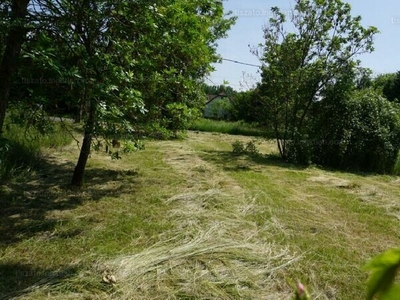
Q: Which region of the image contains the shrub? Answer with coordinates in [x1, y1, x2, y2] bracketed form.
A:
[309, 89, 400, 173]
[232, 140, 245, 155]
[245, 139, 260, 155]
[231, 139, 260, 156]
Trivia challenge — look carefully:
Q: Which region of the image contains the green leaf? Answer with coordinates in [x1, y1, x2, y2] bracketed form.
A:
[381, 284, 400, 300]
[364, 249, 400, 300]
[365, 249, 400, 270]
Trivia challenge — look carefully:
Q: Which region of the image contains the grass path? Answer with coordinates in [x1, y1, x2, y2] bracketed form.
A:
[1, 131, 400, 299]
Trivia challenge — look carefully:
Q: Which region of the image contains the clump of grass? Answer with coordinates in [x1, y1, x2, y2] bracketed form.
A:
[189, 118, 266, 136]
[0, 122, 72, 180]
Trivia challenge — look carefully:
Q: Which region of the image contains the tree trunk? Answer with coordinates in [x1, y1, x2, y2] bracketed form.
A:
[0, 0, 30, 135]
[71, 99, 96, 187]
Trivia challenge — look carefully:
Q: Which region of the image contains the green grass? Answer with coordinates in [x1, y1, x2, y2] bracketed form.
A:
[189, 118, 266, 136]
[393, 151, 400, 175]
[1, 131, 399, 299]
[0, 122, 73, 181]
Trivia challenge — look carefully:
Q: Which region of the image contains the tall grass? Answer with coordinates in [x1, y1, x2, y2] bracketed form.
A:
[393, 150, 400, 175]
[189, 118, 266, 136]
[0, 123, 72, 181]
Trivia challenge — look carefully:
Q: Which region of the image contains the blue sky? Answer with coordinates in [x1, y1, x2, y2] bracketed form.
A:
[208, 0, 400, 91]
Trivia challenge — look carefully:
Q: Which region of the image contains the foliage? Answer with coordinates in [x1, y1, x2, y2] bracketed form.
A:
[371, 72, 400, 102]
[293, 248, 400, 300]
[131, 0, 237, 136]
[11, 0, 236, 186]
[207, 97, 233, 120]
[231, 140, 245, 155]
[258, 0, 378, 159]
[231, 87, 262, 123]
[122, 139, 145, 154]
[309, 89, 400, 173]
[165, 102, 201, 136]
[202, 83, 236, 97]
[364, 248, 400, 300]
[355, 67, 373, 90]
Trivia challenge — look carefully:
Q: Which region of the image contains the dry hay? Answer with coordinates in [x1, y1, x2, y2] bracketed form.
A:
[105, 225, 297, 300]
[307, 175, 354, 189]
[308, 174, 400, 220]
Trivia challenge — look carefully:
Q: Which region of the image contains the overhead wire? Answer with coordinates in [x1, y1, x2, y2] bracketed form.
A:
[221, 58, 262, 68]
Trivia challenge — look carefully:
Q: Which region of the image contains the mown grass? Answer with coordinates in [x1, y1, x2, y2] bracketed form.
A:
[189, 118, 266, 136]
[1, 131, 399, 299]
[185, 132, 400, 299]
[0, 140, 180, 299]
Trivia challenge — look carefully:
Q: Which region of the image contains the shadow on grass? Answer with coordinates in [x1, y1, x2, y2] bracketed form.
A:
[0, 157, 140, 246]
[197, 149, 309, 172]
[200, 149, 390, 179]
[0, 150, 141, 298]
[0, 263, 78, 300]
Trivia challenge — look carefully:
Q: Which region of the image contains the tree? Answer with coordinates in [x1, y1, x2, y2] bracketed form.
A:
[311, 87, 400, 173]
[231, 86, 262, 123]
[258, 0, 378, 159]
[203, 83, 236, 97]
[0, 0, 30, 135]
[26, 0, 235, 186]
[354, 67, 373, 90]
[115, 0, 236, 138]
[1, 0, 235, 186]
[372, 72, 400, 102]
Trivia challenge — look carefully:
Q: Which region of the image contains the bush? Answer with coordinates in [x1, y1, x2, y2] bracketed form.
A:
[231, 139, 260, 156]
[232, 140, 245, 155]
[308, 89, 400, 173]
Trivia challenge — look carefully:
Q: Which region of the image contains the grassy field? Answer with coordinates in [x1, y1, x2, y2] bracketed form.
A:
[1, 131, 399, 299]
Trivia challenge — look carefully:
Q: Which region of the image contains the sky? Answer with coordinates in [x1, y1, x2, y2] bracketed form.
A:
[208, 0, 400, 91]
